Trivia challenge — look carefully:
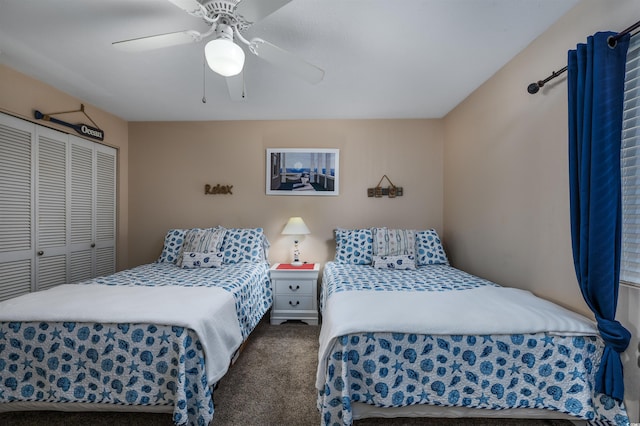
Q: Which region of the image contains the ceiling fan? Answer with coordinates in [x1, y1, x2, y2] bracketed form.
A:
[112, 0, 325, 100]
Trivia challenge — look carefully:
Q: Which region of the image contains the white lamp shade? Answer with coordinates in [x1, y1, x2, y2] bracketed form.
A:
[281, 217, 310, 235]
[205, 38, 245, 77]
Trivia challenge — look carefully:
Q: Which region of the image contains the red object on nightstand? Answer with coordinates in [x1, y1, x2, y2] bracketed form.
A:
[276, 263, 315, 270]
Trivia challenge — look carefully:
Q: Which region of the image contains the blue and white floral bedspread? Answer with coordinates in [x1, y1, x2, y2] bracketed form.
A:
[86, 262, 273, 339]
[320, 263, 498, 310]
[0, 262, 272, 426]
[317, 262, 628, 426]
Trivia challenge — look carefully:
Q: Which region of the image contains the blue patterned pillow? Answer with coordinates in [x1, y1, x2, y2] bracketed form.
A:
[181, 251, 223, 269]
[220, 228, 266, 264]
[415, 229, 449, 265]
[372, 254, 416, 270]
[334, 228, 374, 265]
[156, 229, 187, 264]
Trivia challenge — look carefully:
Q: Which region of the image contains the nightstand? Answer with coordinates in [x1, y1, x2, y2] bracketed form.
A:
[269, 263, 320, 325]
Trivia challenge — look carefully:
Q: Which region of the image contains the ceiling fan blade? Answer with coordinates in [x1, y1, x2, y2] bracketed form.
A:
[235, 0, 293, 24]
[167, 0, 202, 14]
[112, 30, 200, 52]
[226, 71, 247, 101]
[250, 38, 324, 84]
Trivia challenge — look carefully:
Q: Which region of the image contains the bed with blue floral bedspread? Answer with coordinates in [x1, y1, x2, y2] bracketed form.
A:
[316, 261, 629, 426]
[0, 227, 273, 426]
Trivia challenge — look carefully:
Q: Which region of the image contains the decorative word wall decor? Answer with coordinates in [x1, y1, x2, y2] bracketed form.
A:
[367, 174, 403, 198]
[34, 104, 104, 141]
[204, 184, 233, 195]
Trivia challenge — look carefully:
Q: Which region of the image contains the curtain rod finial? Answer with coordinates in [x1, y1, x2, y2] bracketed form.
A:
[527, 82, 540, 94]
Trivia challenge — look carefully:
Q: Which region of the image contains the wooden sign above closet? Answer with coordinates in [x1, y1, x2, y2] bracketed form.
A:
[33, 104, 105, 141]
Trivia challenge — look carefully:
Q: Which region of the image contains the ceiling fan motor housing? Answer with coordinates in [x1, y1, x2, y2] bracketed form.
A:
[203, 0, 249, 31]
[215, 23, 234, 41]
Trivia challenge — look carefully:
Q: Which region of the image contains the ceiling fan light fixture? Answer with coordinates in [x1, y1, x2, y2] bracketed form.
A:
[205, 38, 245, 77]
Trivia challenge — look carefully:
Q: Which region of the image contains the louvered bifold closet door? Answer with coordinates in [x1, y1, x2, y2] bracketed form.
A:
[0, 114, 34, 302]
[95, 144, 116, 277]
[69, 136, 95, 283]
[35, 127, 68, 291]
[621, 36, 640, 286]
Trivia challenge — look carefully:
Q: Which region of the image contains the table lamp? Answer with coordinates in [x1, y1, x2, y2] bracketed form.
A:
[281, 217, 310, 266]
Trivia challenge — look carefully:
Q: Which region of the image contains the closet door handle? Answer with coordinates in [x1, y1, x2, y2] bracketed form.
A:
[91, 243, 96, 248]
[37, 250, 44, 256]
[289, 300, 300, 306]
[289, 284, 300, 291]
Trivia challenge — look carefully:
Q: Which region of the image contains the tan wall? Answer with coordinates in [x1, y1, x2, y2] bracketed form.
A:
[128, 119, 443, 267]
[443, 0, 640, 419]
[0, 64, 129, 270]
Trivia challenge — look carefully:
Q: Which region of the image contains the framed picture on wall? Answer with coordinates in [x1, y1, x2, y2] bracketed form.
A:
[266, 148, 339, 196]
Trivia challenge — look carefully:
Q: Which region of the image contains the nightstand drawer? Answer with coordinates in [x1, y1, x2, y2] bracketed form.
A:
[274, 295, 314, 310]
[274, 280, 314, 296]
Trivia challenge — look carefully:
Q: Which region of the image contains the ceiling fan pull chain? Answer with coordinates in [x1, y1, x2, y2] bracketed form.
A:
[202, 55, 207, 104]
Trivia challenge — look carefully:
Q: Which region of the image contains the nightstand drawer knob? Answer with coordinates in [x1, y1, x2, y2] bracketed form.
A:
[289, 284, 300, 291]
[289, 300, 300, 306]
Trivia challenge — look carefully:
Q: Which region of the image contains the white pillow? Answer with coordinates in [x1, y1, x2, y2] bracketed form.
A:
[372, 254, 416, 270]
[181, 251, 224, 269]
[177, 228, 226, 267]
[373, 227, 416, 256]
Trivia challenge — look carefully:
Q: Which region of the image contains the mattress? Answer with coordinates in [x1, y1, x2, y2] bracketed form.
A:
[316, 262, 628, 426]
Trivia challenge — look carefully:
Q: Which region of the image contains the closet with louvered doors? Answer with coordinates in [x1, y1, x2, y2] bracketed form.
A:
[0, 112, 116, 302]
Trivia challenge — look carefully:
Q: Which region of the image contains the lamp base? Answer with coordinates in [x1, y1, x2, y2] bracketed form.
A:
[290, 260, 303, 267]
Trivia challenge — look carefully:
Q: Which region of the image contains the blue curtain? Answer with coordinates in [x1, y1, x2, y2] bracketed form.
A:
[568, 31, 631, 402]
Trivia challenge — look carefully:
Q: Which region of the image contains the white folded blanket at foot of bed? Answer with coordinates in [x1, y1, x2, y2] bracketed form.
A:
[317, 286, 597, 388]
[0, 284, 242, 385]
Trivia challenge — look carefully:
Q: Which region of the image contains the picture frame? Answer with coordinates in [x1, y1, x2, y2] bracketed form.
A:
[266, 148, 339, 196]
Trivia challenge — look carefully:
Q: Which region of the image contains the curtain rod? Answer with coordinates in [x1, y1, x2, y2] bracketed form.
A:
[527, 19, 640, 94]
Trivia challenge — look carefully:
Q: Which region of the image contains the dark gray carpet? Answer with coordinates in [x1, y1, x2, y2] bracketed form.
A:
[0, 319, 574, 425]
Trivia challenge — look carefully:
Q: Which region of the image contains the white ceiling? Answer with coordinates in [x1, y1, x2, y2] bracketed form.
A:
[0, 0, 579, 122]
